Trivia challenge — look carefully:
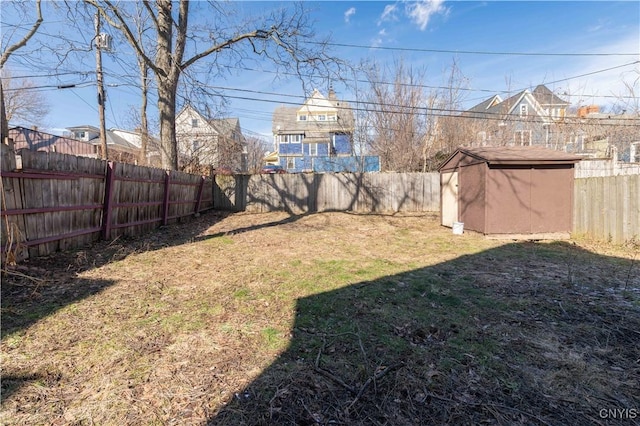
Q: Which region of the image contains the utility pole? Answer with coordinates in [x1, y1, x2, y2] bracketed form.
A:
[95, 12, 108, 160]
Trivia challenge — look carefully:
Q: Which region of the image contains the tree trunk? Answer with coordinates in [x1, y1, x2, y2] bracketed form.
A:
[157, 81, 178, 169]
[155, 0, 180, 170]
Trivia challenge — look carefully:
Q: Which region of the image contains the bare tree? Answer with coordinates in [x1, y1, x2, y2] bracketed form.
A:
[84, 0, 340, 170]
[423, 59, 472, 171]
[1, 0, 43, 141]
[362, 58, 429, 172]
[1, 70, 50, 128]
[244, 134, 269, 174]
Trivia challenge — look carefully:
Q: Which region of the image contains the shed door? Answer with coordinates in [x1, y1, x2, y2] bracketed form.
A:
[441, 171, 458, 227]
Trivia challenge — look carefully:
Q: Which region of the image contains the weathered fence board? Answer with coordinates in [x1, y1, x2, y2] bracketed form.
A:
[4, 140, 638, 263]
[1, 147, 214, 261]
[573, 174, 640, 244]
[214, 172, 441, 213]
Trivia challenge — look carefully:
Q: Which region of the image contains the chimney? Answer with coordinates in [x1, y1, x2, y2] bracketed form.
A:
[328, 86, 336, 100]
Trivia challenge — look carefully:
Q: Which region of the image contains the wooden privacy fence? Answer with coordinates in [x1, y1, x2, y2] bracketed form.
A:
[573, 174, 640, 244]
[213, 172, 441, 214]
[1, 145, 213, 261]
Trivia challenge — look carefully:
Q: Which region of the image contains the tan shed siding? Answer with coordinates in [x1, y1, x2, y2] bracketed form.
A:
[459, 163, 486, 233]
[441, 171, 458, 227]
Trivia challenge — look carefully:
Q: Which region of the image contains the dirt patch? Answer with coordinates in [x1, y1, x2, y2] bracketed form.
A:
[2, 210, 639, 425]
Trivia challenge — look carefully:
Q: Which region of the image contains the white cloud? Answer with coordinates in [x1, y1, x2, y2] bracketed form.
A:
[379, 4, 398, 24]
[371, 29, 387, 48]
[405, 0, 447, 31]
[344, 7, 356, 23]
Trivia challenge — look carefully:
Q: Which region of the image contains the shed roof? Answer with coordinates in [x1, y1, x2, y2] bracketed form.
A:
[439, 146, 582, 170]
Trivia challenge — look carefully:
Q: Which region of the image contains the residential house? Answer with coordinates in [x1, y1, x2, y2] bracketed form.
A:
[175, 105, 246, 174]
[565, 105, 640, 161]
[66, 125, 141, 164]
[464, 84, 570, 148]
[8, 126, 97, 157]
[271, 88, 379, 173]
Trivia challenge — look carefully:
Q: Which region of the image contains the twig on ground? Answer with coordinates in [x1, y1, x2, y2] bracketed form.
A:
[313, 337, 356, 394]
[624, 252, 637, 290]
[1, 268, 46, 284]
[346, 362, 405, 411]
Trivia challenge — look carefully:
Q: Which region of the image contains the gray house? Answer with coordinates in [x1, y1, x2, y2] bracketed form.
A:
[464, 84, 570, 148]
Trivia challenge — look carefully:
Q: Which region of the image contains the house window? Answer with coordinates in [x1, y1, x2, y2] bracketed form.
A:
[328, 114, 337, 121]
[519, 105, 528, 116]
[286, 157, 295, 169]
[74, 131, 86, 139]
[317, 114, 326, 121]
[309, 143, 317, 156]
[279, 134, 303, 143]
[514, 130, 532, 145]
[192, 140, 200, 152]
[192, 119, 199, 127]
[298, 114, 307, 121]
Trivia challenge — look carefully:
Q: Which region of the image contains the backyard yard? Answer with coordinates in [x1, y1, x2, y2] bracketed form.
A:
[1, 210, 639, 425]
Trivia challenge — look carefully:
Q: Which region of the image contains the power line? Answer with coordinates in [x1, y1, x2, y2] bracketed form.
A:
[313, 41, 640, 57]
[192, 83, 640, 128]
[219, 62, 640, 101]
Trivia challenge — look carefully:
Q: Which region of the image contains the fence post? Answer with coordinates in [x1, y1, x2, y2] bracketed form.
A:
[194, 175, 205, 215]
[162, 170, 171, 225]
[101, 161, 116, 240]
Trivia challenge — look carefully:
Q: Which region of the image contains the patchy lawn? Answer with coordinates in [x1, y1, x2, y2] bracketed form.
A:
[1, 211, 639, 425]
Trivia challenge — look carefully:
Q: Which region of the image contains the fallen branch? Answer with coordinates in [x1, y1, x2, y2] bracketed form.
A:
[347, 362, 405, 411]
[1, 268, 46, 284]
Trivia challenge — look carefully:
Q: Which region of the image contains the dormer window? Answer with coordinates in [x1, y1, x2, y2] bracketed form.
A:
[298, 114, 307, 121]
[519, 105, 528, 116]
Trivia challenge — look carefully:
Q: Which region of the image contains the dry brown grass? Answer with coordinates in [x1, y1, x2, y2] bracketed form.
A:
[1, 210, 639, 425]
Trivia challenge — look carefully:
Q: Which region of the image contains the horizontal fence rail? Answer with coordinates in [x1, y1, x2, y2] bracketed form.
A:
[1, 145, 213, 261]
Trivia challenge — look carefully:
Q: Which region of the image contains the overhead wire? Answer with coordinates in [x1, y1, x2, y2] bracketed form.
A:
[310, 40, 640, 57]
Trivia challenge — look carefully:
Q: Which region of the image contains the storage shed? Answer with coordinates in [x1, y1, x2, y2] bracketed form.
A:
[438, 146, 581, 238]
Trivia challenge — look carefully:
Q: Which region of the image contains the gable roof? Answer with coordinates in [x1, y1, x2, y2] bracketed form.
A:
[467, 95, 503, 114]
[465, 85, 569, 120]
[532, 85, 570, 106]
[439, 146, 582, 171]
[272, 89, 355, 134]
[177, 105, 244, 140]
[211, 117, 242, 139]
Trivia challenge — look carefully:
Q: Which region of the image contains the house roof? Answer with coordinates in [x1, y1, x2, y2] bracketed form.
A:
[439, 146, 582, 170]
[210, 117, 241, 139]
[66, 125, 140, 152]
[532, 85, 570, 106]
[464, 84, 570, 119]
[467, 95, 503, 114]
[272, 90, 355, 134]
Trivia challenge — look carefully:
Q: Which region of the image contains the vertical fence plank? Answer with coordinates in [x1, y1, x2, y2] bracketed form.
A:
[574, 174, 639, 244]
[102, 162, 116, 240]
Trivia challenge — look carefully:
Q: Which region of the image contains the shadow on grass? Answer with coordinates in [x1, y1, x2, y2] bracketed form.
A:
[1, 209, 233, 331]
[208, 241, 639, 425]
[0, 210, 236, 400]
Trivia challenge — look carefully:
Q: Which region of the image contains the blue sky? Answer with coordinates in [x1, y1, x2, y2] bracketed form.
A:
[2, 1, 639, 139]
